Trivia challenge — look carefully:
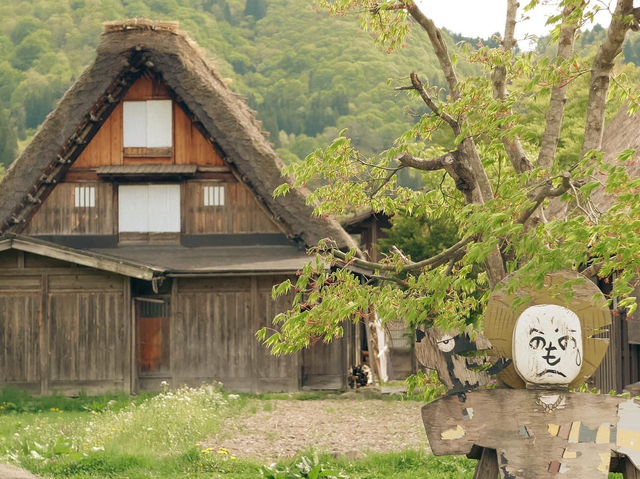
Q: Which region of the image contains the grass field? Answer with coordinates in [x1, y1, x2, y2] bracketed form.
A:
[0, 386, 623, 478]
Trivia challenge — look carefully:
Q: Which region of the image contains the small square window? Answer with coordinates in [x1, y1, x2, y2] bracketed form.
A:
[74, 186, 95, 208]
[204, 185, 225, 206]
[123, 100, 173, 148]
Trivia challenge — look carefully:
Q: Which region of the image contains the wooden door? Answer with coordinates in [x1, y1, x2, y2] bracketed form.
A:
[136, 297, 171, 377]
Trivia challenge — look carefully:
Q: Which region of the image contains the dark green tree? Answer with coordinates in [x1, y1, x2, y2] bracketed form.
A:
[244, 0, 267, 19]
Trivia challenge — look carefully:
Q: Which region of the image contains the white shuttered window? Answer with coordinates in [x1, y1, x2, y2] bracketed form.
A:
[203, 185, 225, 206]
[123, 100, 173, 148]
[74, 186, 95, 208]
[118, 184, 180, 232]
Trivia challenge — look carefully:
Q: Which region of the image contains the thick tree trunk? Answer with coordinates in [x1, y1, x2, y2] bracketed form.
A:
[408, 3, 506, 286]
[492, 0, 534, 174]
[582, 0, 635, 157]
[538, 3, 582, 169]
[407, 4, 495, 205]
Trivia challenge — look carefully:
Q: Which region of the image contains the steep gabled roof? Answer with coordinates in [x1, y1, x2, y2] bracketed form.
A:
[595, 106, 640, 211]
[0, 19, 355, 250]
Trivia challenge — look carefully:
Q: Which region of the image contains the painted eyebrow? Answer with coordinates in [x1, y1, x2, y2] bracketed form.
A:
[529, 328, 544, 335]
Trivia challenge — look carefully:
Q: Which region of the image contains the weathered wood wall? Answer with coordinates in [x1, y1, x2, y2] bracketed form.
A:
[23, 72, 282, 238]
[170, 276, 299, 392]
[0, 250, 352, 394]
[71, 74, 224, 169]
[183, 181, 280, 234]
[25, 182, 115, 235]
[25, 180, 280, 236]
[0, 250, 130, 395]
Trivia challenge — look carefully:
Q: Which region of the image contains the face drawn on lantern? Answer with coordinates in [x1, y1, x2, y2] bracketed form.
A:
[512, 304, 583, 385]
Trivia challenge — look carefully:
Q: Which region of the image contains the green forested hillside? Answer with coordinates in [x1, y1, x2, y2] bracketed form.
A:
[1, 0, 638, 180]
[0, 0, 459, 174]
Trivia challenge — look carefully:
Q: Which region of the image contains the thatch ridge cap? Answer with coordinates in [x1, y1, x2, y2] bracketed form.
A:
[103, 18, 180, 34]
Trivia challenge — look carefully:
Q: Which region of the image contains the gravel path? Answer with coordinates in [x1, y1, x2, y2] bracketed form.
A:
[0, 464, 38, 479]
[206, 397, 430, 460]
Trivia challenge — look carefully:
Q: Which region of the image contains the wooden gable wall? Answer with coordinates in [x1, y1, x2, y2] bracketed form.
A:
[0, 250, 130, 394]
[23, 73, 281, 238]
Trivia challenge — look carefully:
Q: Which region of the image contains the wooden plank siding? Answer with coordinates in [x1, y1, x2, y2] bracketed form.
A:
[71, 75, 223, 169]
[24, 183, 115, 235]
[171, 276, 347, 392]
[174, 277, 261, 391]
[0, 290, 41, 391]
[183, 181, 281, 234]
[0, 251, 130, 395]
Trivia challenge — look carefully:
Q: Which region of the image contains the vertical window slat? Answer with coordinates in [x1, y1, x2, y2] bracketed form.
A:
[203, 185, 225, 206]
[74, 186, 96, 209]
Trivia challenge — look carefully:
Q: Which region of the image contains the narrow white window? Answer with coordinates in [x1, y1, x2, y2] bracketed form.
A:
[204, 185, 225, 206]
[123, 100, 173, 148]
[74, 186, 96, 208]
[119, 184, 180, 232]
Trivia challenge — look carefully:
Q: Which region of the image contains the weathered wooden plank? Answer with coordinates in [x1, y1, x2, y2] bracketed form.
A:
[47, 290, 125, 383]
[422, 389, 640, 478]
[473, 448, 499, 479]
[13, 239, 155, 280]
[48, 273, 124, 291]
[39, 274, 48, 393]
[0, 250, 19, 268]
[0, 294, 40, 386]
[178, 277, 251, 292]
[0, 276, 41, 291]
[623, 457, 640, 478]
[25, 183, 115, 235]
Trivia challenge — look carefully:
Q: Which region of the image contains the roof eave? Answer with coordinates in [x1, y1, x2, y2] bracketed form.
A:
[7, 235, 160, 281]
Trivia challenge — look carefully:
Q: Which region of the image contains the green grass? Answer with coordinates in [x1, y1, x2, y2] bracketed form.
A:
[0, 387, 151, 413]
[0, 387, 626, 478]
[20, 449, 475, 478]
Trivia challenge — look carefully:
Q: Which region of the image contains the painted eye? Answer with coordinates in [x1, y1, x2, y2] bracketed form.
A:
[529, 336, 546, 350]
[558, 335, 575, 350]
[437, 335, 455, 352]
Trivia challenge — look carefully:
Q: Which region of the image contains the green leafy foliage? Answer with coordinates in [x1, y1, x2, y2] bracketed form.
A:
[258, 1, 640, 361]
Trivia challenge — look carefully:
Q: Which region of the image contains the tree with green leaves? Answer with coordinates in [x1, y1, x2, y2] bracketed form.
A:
[260, 0, 640, 367]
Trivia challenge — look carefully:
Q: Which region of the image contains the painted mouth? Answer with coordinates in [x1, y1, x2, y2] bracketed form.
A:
[536, 369, 567, 378]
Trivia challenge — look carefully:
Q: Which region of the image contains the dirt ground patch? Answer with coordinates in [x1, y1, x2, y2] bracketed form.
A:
[206, 397, 429, 461]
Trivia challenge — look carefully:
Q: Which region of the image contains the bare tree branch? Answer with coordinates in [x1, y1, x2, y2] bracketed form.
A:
[406, 3, 496, 208]
[406, 3, 461, 100]
[492, 0, 534, 174]
[517, 172, 575, 224]
[365, 273, 410, 287]
[370, 166, 405, 197]
[397, 151, 456, 171]
[538, 2, 583, 169]
[399, 151, 477, 202]
[329, 235, 475, 273]
[582, 0, 637, 157]
[407, 72, 460, 133]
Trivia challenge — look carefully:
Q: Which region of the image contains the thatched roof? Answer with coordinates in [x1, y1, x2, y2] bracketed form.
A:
[594, 106, 640, 211]
[546, 107, 640, 219]
[0, 19, 355, 250]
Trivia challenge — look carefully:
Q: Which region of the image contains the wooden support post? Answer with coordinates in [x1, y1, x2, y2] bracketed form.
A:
[170, 278, 177, 389]
[39, 273, 49, 395]
[123, 276, 132, 393]
[130, 285, 137, 394]
[473, 448, 499, 479]
[251, 276, 259, 393]
[623, 457, 640, 479]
